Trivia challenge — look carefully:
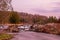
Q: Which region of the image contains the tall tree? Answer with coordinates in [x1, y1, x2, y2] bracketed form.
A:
[9, 12, 20, 24]
[57, 18, 60, 23]
[47, 16, 57, 23]
[0, 0, 13, 11]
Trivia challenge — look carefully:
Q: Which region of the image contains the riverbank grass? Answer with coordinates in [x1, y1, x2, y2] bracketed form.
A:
[0, 34, 13, 40]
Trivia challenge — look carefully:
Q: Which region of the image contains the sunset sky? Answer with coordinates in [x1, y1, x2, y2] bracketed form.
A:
[12, 0, 60, 18]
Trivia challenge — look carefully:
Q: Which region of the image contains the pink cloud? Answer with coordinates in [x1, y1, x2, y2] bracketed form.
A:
[12, 0, 60, 18]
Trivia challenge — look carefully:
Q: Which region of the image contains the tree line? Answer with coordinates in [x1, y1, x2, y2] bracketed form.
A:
[7, 11, 60, 24]
[0, 11, 60, 24]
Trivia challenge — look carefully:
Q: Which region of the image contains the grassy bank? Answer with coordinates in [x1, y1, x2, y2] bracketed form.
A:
[0, 34, 13, 40]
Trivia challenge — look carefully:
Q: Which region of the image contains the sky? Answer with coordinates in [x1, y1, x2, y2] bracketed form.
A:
[12, 0, 60, 18]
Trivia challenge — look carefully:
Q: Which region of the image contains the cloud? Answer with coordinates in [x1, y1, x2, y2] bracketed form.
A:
[51, 7, 60, 12]
[32, 1, 60, 13]
[12, 0, 60, 17]
[32, 8, 48, 13]
[53, 2, 60, 5]
[32, 8, 60, 13]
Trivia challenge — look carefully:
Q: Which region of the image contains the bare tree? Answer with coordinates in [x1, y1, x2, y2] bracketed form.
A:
[0, 0, 13, 11]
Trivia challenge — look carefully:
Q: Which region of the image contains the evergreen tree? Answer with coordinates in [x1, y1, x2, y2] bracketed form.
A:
[9, 12, 20, 24]
[57, 18, 60, 23]
[47, 16, 57, 23]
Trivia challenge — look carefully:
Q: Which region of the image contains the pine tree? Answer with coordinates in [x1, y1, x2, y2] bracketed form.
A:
[9, 12, 20, 24]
